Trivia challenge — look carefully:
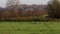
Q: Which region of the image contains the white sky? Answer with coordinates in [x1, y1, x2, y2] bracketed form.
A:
[0, 0, 49, 8]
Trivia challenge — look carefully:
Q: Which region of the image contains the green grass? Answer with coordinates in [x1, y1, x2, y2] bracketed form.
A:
[0, 22, 60, 34]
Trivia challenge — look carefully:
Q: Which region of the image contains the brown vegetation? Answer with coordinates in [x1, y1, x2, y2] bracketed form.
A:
[0, 8, 46, 21]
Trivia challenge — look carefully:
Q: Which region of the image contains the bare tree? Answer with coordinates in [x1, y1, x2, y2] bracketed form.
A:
[6, 0, 20, 18]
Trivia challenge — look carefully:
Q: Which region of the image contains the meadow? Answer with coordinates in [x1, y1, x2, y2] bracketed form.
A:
[0, 22, 60, 34]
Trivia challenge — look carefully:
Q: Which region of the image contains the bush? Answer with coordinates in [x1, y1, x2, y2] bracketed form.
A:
[0, 16, 49, 22]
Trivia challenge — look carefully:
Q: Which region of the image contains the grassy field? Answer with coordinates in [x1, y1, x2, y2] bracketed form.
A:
[0, 22, 60, 34]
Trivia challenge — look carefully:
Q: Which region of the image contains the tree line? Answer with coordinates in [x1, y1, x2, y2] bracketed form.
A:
[0, 0, 60, 22]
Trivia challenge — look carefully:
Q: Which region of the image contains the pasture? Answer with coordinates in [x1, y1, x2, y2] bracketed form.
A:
[0, 22, 60, 34]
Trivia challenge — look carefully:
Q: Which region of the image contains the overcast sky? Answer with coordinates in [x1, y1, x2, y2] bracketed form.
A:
[0, 0, 49, 8]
